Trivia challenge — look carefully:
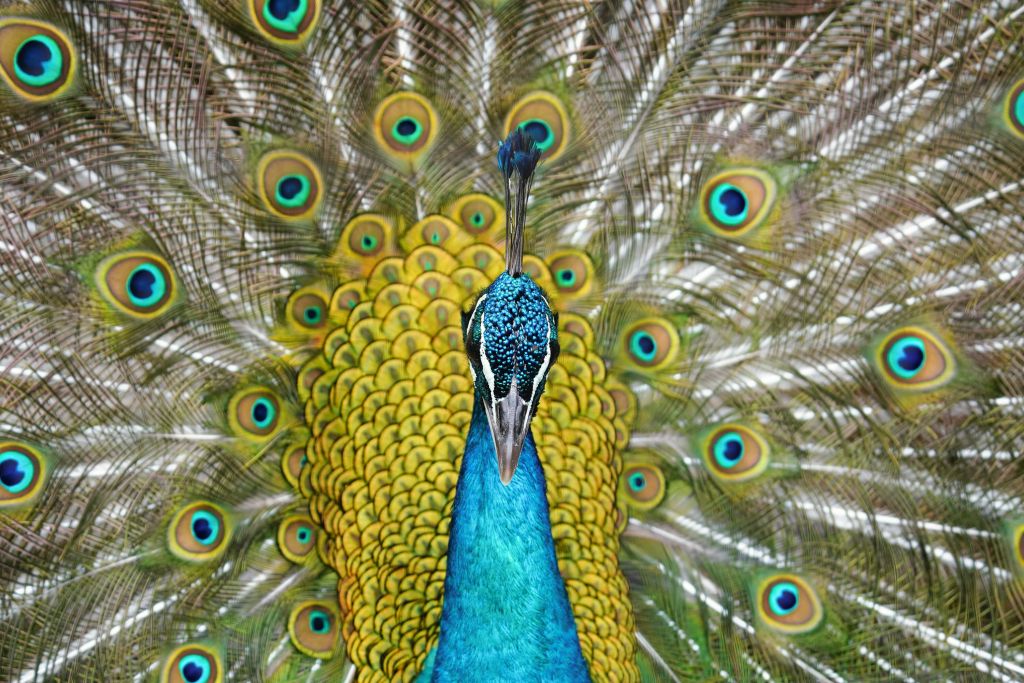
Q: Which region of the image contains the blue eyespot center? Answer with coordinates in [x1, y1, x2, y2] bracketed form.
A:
[1014, 89, 1024, 126]
[470, 211, 485, 226]
[391, 116, 423, 146]
[886, 336, 926, 379]
[0, 451, 33, 493]
[309, 610, 331, 634]
[719, 188, 746, 216]
[713, 432, 745, 470]
[128, 268, 155, 299]
[191, 511, 218, 545]
[262, 0, 308, 33]
[268, 0, 300, 20]
[251, 397, 276, 429]
[127, 264, 167, 307]
[709, 183, 750, 227]
[179, 653, 211, 683]
[630, 331, 657, 362]
[297, 526, 311, 543]
[628, 472, 646, 491]
[768, 582, 799, 615]
[14, 35, 63, 88]
[278, 176, 303, 200]
[303, 306, 321, 323]
[524, 120, 548, 143]
[16, 38, 51, 77]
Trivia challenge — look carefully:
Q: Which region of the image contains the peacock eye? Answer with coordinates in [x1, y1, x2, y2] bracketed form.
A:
[419, 217, 452, 246]
[392, 116, 423, 145]
[97, 252, 178, 319]
[289, 602, 339, 658]
[278, 515, 317, 563]
[230, 388, 283, 439]
[332, 286, 362, 311]
[756, 574, 823, 635]
[309, 609, 331, 633]
[0, 20, 75, 101]
[698, 169, 777, 237]
[162, 645, 221, 683]
[342, 216, 388, 258]
[621, 318, 679, 369]
[0, 443, 46, 507]
[373, 92, 438, 167]
[169, 502, 230, 562]
[875, 326, 955, 391]
[504, 91, 570, 162]
[703, 424, 770, 483]
[451, 194, 502, 235]
[620, 464, 665, 510]
[546, 251, 594, 298]
[1006, 78, 1024, 139]
[289, 292, 328, 330]
[257, 151, 322, 220]
[249, 0, 320, 44]
[15, 35, 62, 87]
[178, 654, 212, 683]
[520, 119, 555, 153]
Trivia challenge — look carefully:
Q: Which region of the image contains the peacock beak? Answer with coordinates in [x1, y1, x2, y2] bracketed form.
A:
[483, 379, 532, 485]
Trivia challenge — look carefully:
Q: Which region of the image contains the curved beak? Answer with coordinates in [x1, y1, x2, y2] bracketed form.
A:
[482, 379, 533, 485]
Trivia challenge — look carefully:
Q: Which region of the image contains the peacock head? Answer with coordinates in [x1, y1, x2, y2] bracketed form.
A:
[461, 126, 557, 484]
[462, 274, 559, 485]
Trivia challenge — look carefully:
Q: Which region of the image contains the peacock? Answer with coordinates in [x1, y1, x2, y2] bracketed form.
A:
[1, 0, 1024, 680]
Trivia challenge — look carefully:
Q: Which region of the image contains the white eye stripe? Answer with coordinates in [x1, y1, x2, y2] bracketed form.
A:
[467, 294, 487, 336]
[469, 294, 498, 401]
[530, 311, 552, 405]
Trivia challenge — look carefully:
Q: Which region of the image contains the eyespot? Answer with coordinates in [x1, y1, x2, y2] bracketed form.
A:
[449, 193, 502, 237]
[875, 326, 955, 391]
[335, 214, 392, 262]
[331, 284, 362, 312]
[248, 0, 319, 45]
[621, 318, 679, 370]
[228, 388, 283, 439]
[288, 601, 339, 658]
[278, 514, 317, 563]
[419, 216, 451, 246]
[504, 92, 570, 162]
[702, 424, 770, 483]
[756, 574, 823, 635]
[0, 442, 46, 508]
[288, 291, 328, 330]
[161, 644, 222, 683]
[256, 151, 322, 221]
[373, 93, 438, 167]
[282, 445, 306, 488]
[0, 20, 75, 102]
[96, 252, 178, 319]
[619, 464, 665, 510]
[169, 502, 230, 562]
[1005, 78, 1024, 139]
[698, 168, 778, 238]
[546, 251, 594, 298]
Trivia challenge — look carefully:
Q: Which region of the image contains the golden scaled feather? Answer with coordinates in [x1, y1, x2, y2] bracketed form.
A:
[0, 1, 1023, 683]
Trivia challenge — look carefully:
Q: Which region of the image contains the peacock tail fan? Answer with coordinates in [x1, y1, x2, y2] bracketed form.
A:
[0, 1, 1023, 682]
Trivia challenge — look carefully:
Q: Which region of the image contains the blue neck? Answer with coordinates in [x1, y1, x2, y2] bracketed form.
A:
[429, 400, 590, 682]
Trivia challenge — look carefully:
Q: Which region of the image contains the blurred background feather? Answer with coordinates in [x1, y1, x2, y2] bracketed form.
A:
[0, 0, 1023, 681]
